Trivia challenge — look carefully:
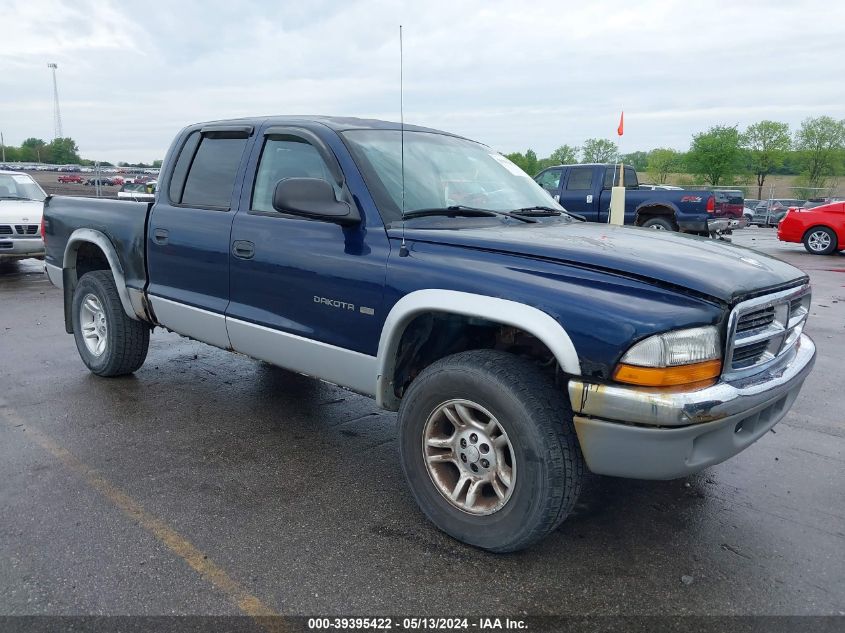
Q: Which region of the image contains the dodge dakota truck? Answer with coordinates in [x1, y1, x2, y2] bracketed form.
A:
[534, 163, 729, 234]
[43, 116, 816, 552]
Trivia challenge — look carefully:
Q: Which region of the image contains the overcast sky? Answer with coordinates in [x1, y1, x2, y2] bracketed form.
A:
[2, 0, 844, 163]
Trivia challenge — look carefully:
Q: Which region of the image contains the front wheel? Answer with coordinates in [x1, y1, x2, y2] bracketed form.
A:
[397, 350, 584, 552]
[803, 227, 838, 255]
[71, 270, 150, 376]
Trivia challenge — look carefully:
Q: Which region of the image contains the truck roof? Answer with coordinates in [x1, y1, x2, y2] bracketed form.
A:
[186, 115, 466, 138]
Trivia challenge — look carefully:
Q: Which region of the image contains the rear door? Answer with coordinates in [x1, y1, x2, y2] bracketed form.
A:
[146, 125, 253, 348]
[558, 166, 599, 221]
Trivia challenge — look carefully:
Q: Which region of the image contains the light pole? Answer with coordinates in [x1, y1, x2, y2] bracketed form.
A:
[47, 62, 63, 140]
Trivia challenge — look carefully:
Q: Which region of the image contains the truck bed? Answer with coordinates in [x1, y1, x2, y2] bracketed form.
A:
[44, 195, 151, 295]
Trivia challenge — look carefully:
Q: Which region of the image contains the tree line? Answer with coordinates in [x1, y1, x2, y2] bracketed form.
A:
[505, 116, 845, 199]
[1, 137, 162, 169]
[1, 137, 82, 165]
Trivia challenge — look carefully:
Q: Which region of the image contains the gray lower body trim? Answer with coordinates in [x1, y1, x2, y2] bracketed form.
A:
[148, 295, 231, 350]
[146, 295, 377, 396]
[45, 263, 63, 288]
[226, 317, 377, 396]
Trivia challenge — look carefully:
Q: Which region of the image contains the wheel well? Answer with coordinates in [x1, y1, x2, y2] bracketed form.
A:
[73, 241, 111, 282]
[635, 205, 676, 227]
[391, 312, 558, 400]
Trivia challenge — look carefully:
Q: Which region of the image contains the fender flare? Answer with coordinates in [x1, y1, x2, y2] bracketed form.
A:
[375, 289, 581, 410]
[634, 201, 679, 225]
[63, 228, 137, 321]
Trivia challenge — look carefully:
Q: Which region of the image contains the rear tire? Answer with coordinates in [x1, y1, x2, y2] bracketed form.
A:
[640, 216, 676, 231]
[71, 270, 150, 376]
[803, 227, 838, 255]
[397, 349, 584, 552]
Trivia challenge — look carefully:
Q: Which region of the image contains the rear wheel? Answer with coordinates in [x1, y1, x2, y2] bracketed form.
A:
[71, 270, 150, 376]
[803, 227, 838, 255]
[397, 349, 584, 552]
[641, 216, 676, 231]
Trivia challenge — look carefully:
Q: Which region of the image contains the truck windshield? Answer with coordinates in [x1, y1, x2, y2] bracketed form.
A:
[0, 173, 46, 202]
[342, 130, 563, 224]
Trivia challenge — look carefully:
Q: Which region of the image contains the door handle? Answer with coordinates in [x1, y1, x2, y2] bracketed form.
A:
[153, 228, 169, 245]
[232, 240, 255, 259]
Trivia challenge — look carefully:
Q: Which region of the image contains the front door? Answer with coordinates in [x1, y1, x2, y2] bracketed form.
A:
[226, 125, 389, 394]
[558, 166, 599, 221]
[534, 168, 563, 202]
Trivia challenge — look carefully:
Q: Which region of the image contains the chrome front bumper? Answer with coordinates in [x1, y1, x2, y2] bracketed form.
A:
[567, 334, 816, 479]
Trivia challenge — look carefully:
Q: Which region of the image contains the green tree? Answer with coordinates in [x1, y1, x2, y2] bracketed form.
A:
[646, 148, 682, 184]
[549, 144, 579, 165]
[581, 138, 618, 163]
[21, 137, 48, 163]
[48, 137, 80, 164]
[794, 116, 845, 190]
[620, 151, 648, 172]
[686, 125, 742, 186]
[504, 149, 539, 175]
[742, 121, 791, 199]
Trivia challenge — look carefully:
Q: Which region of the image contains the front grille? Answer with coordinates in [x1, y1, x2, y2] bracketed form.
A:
[736, 306, 775, 333]
[731, 340, 770, 366]
[725, 285, 811, 377]
[0, 225, 12, 235]
[14, 224, 39, 235]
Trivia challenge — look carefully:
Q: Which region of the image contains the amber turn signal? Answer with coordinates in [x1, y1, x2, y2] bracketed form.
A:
[613, 359, 722, 388]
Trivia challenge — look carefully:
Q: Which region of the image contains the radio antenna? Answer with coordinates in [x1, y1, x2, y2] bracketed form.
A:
[399, 24, 409, 257]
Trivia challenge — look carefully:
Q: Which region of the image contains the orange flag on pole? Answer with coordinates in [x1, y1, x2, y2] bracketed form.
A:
[617, 111, 624, 136]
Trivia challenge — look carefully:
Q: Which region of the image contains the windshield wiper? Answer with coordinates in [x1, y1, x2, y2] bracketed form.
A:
[402, 205, 536, 223]
[511, 205, 586, 221]
[0, 196, 29, 200]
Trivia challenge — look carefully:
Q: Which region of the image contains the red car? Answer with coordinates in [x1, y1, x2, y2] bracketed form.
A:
[777, 201, 845, 255]
[57, 174, 83, 184]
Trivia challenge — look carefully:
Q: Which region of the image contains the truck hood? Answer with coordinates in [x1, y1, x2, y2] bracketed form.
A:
[0, 199, 44, 224]
[398, 222, 807, 305]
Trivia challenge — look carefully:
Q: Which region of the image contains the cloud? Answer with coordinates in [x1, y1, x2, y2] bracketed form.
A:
[1, 0, 844, 162]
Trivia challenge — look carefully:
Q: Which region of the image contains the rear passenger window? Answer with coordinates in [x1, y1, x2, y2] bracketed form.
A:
[180, 135, 248, 209]
[252, 137, 336, 212]
[167, 131, 200, 203]
[566, 167, 593, 190]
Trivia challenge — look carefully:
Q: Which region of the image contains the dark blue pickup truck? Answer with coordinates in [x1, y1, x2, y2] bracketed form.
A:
[43, 116, 815, 552]
[535, 163, 729, 233]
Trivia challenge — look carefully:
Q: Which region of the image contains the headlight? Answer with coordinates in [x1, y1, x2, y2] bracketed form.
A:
[613, 326, 722, 388]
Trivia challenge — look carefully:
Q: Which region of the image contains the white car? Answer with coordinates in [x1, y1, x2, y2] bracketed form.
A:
[0, 170, 47, 261]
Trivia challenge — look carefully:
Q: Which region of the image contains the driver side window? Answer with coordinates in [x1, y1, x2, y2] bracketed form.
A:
[252, 137, 336, 212]
[535, 169, 562, 191]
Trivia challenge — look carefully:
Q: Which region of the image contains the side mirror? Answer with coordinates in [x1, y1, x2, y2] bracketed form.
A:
[272, 178, 359, 225]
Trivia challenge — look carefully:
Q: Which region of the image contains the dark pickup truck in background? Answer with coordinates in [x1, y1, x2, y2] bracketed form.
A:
[43, 116, 815, 552]
[535, 163, 729, 234]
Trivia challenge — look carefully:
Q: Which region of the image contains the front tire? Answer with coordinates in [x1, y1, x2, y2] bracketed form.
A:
[397, 350, 584, 552]
[71, 270, 150, 376]
[803, 227, 838, 255]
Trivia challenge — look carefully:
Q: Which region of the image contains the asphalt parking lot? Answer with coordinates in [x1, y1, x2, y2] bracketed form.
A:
[1, 228, 843, 621]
